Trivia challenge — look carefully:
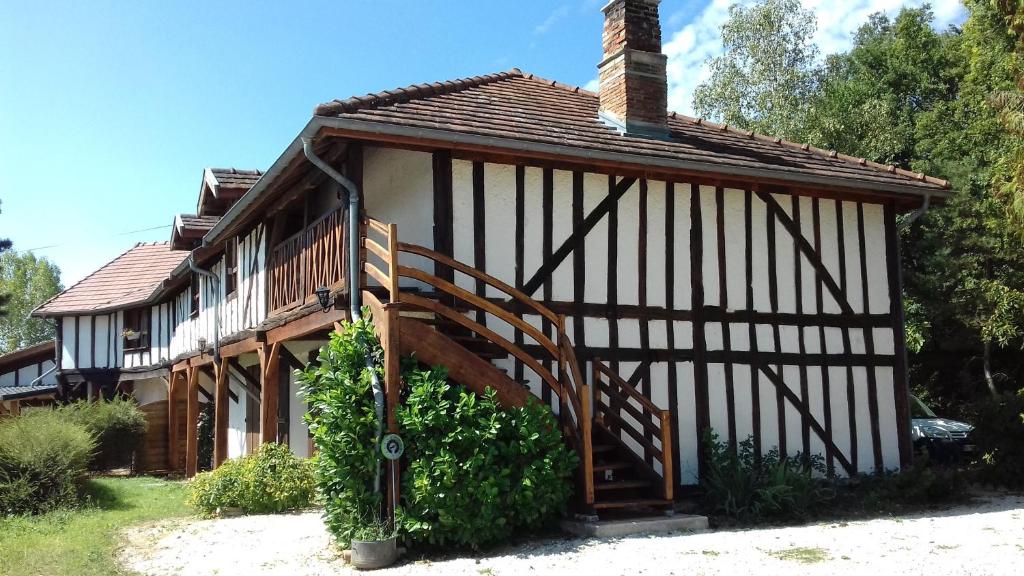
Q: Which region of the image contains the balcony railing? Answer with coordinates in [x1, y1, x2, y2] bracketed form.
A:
[267, 206, 346, 315]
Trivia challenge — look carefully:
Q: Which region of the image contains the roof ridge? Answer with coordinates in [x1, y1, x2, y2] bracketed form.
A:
[675, 113, 950, 189]
[315, 69, 526, 116]
[517, 70, 598, 97]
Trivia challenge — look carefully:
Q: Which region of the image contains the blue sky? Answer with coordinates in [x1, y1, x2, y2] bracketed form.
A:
[0, 0, 964, 287]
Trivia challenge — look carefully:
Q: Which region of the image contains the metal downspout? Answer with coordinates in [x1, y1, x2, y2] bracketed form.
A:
[301, 137, 384, 495]
[903, 194, 931, 228]
[189, 255, 222, 363]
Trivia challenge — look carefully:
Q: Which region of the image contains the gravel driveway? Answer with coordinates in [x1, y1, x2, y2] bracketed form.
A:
[120, 494, 1024, 576]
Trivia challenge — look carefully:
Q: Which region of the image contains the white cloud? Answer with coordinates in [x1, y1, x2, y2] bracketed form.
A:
[583, 78, 600, 92]
[663, 0, 967, 116]
[535, 5, 572, 35]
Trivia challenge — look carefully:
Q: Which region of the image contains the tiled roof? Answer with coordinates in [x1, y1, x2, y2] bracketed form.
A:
[32, 243, 189, 316]
[315, 69, 948, 193]
[0, 384, 57, 401]
[171, 213, 221, 249]
[209, 168, 262, 189]
[198, 168, 263, 217]
[0, 341, 53, 373]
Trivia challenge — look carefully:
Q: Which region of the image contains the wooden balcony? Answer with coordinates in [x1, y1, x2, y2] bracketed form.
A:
[267, 206, 347, 315]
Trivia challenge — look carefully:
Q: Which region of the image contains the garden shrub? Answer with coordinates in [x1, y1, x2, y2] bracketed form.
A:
[847, 454, 965, 508]
[966, 390, 1024, 488]
[301, 313, 577, 550]
[57, 397, 148, 470]
[398, 365, 577, 549]
[298, 314, 383, 545]
[187, 442, 316, 516]
[701, 431, 828, 522]
[0, 410, 95, 515]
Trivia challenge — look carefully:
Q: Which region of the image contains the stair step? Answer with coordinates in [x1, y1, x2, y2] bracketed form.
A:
[593, 461, 633, 473]
[592, 444, 616, 454]
[595, 479, 652, 491]
[592, 499, 674, 511]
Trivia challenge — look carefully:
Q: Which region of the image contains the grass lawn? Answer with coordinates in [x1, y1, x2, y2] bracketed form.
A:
[0, 476, 190, 576]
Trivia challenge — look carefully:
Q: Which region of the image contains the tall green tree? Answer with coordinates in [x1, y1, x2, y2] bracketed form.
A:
[698, 1, 1024, 405]
[0, 200, 13, 319]
[692, 0, 820, 140]
[0, 251, 62, 354]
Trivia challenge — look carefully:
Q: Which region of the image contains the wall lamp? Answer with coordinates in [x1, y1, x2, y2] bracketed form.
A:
[315, 286, 333, 313]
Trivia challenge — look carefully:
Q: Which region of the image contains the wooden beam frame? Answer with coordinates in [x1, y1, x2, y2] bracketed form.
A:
[185, 367, 199, 478]
[258, 342, 281, 444]
[213, 357, 229, 468]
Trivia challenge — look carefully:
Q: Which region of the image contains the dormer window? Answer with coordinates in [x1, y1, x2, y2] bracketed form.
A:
[225, 239, 238, 297]
[123, 309, 150, 352]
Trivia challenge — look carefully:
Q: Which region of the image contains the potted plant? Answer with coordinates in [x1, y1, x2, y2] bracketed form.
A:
[122, 328, 140, 342]
[349, 512, 398, 570]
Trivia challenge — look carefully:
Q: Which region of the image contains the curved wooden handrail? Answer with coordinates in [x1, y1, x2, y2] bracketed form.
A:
[594, 362, 664, 416]
[398, 242, 560, 325]
[399, 292, 563, 396]
[397, 265, 560, 358]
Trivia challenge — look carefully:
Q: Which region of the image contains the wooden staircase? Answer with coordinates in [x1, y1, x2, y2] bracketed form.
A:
[359, 217, 674, 516]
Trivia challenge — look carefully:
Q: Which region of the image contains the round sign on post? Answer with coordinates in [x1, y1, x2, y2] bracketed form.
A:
[380, 433, 404, 460]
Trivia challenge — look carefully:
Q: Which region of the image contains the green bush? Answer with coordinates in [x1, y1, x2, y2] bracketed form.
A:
[298, 314, 384, 546]
[187, 442, 316, 516]
[701, 431, 829, 522]
[0, 410, 95, 515]
[57, 398, 148, 470]
[301, 313, 577, 550]
[848, 455, 965, 507]
[398, 366, 577, 549]
[966, 391, 1024, 488]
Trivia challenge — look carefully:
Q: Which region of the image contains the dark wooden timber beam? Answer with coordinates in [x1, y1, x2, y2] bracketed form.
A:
[522, 176, 637, 295]
[318, 128, 930, 209]
[185, 367, 199, 478]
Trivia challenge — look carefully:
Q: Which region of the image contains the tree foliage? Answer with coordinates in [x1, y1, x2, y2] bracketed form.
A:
[698, 1, 1024, 407]
[693, 0, 820, 140]
[0, 250, 62, 354]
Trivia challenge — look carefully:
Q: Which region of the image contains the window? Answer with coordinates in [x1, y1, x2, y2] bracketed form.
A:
[224, 239, 238, 297]
[190, 275, 200, 318]
[122, 308, 150, 351]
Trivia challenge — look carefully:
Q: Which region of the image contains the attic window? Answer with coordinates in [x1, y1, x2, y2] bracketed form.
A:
[190, 275, 200, 318]
[225, 240, 238, 297]
[123, 309, 150, 352]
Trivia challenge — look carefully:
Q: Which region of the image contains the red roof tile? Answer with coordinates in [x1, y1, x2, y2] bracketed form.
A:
[32, 243, 189, 316]
[315, 69, 947, 193]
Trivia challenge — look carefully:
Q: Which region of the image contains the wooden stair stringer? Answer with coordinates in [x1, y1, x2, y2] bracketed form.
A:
[398, 317, 531, 408]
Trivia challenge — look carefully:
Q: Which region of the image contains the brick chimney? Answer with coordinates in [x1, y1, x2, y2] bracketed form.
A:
[597, 0, 669, 138]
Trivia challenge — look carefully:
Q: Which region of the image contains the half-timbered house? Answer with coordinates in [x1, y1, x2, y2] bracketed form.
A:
[19, 0, 947, 513]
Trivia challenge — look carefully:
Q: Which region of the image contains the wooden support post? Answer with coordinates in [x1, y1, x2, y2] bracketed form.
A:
[213, 357, 230, 468]
[660, 411, 674, 501]
[10, 400, 20, 417]
[167, 371, 182, 473]
[259, 342, 281, 444]
[185, 367, 199, 478]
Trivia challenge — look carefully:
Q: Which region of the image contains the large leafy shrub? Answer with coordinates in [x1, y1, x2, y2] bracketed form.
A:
[966, 391, 1024, 488]
[298, 314, 383, 545]
[187, 442, 316, 516]
[0, 410, 95, 514]
[57, 398, 147, 470]
[301, 313, 577, 550]
[701, 431, 828, 521]
[398, 365, 577, 549]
